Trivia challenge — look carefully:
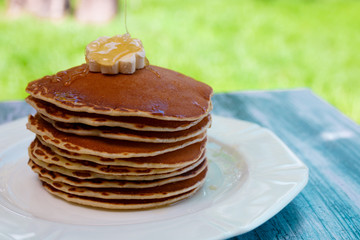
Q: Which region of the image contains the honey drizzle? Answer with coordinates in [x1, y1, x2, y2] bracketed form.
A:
[124, 0, 129, 34]
[145, 65, 161, 78]
[64, 64, 89, 86]
[47, 65, 89, 86]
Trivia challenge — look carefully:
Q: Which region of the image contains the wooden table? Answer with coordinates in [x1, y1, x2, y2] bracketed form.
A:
[1, 89, 359, 239]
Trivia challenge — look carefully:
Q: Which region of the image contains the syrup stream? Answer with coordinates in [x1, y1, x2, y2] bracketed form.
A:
[124, 0, 129, 34]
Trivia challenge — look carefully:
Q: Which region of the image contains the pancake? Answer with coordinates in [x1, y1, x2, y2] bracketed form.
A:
[37, 136, 206, 168]
[27, 114, 206, 158]
[41, 113, 211, 143]
[42, 182, 202, 210]
[38, 166, 207, 199]
[29, 155, 206, 181]
[29, 139, 182, 176]
[26, 96, 206, 131]
[29, 157, 207, 189]
[26, 64, 213, 121]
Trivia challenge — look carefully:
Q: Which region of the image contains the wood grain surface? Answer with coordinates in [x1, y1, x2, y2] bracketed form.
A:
[1, 89, 359, 239]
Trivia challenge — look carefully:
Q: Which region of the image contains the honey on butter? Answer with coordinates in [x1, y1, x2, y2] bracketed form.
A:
[86, 34, 146, 75]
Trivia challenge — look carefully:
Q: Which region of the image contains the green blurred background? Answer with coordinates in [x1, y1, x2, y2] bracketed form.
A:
[0, 0, 359, 123]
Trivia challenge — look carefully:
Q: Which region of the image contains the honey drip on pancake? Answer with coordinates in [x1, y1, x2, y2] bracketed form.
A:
[63, 64, 89, 86]
[144, 56, 160, 78]
[145, 65, 161, 78]
[46, 64, 89, 87]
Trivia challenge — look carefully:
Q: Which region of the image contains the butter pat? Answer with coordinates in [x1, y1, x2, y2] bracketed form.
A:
[85, 34, 146, 74]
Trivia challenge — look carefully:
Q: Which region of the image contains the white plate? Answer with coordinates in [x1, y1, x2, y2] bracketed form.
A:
[0, 115, 308, 240]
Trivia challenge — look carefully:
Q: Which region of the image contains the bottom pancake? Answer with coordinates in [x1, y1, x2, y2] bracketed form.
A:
[38, 166, 207, 199]
[42, 182, 203, 210]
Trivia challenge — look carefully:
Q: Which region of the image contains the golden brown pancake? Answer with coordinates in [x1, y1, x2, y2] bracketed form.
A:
[26, 96, 206, 131]
[37, 136, 206, 168]
[29, 156, 208, 189]
[26, 64, 213, 121]
[29, 155, 206, 181]
[27, 114, 206, 158]
[29, 139, 181, 176]
[38, 166, 207, 199]
[41, 113, 211, 143]
[42, 182, 203, 210]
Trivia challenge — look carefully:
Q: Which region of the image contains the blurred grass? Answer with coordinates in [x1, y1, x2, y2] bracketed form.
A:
[0, 0, 359, 123]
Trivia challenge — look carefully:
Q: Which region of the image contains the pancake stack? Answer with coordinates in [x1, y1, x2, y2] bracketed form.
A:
[25, 64, 213, 209]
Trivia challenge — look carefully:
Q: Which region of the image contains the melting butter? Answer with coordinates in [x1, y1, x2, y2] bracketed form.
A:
[86, 34, 142, 66]
[86, 34, 146, 74]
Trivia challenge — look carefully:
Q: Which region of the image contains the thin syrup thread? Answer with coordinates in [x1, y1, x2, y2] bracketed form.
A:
[124, 0, 129, 34]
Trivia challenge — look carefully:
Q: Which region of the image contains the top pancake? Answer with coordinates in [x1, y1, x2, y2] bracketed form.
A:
[26, 96, 205, 131]
[26, 64, 213, 121]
